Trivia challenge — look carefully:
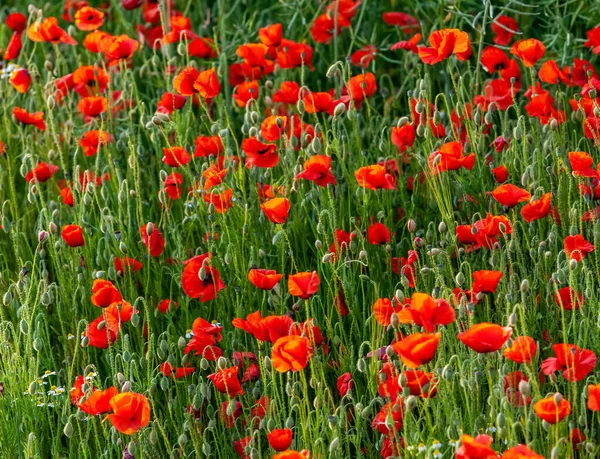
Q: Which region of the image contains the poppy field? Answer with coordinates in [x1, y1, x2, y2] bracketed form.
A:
[4, 0, 600, 458]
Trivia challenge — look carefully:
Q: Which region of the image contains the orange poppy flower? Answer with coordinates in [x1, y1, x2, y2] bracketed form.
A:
[204, 188, 233, 214]
[538, 60, 570, 85]
[428, 141, 475, 174]
[568, 151, 599, 178]
[490, 184, 531, 208]
[588, 384, 600, 411]
[272, 451, 311, 459]
[302, 91, 334, 114]
[351, 45, 377, 68]
[73, 65, 110, 96]
[455, 434, 497, 459]
[173, 67, 201, 96]
[162, 147, 191, 167]
[114, 257, 142, 275]
[61, 224, 85, 247]
[77, 96, 108, 117]
[391, 123, 416, 152]
[520, 192, 551, 222]
[541, 344, 596, 382]
[510, 39, 545, 67]
[208, 367, 244, 397]
[533, 393, 571, 424]
[500, 445, 544, 459]
[373, 298, 402, 326]
[268, 428, 293, 452]
[271, 335, 312, 372]
[27, 17, 77, 45]
[194, 135, 224, 157]
[458, 323, 512, 353]
[83, 30, 110, 53]
[287, 271, 320, 299]
[74, 6, 104, 31]
[277, 39, 313, 70]
[91, 279, 122, 308]
[181, 254, 226, 302]
[188, 37, 218, 58]
[13, 107, 46, 131]
[295, 155, 336, 187]
[564, 234, 594, 261]
[78, 386, 118, 415]
[107, 392, 150, 435]
[273, 81, 300, 105]
[233, 80, 259, 107]
[392, 332, 440, 368]
[396, 292, 456, 332]
[248, 269, 283, 290]
[201, 164, 227, 190]
[9, 68, 31, 94]
[503, 336, 536, 364]
[242, 137, 279, 168]
[79, 130, 113, 157]
[310, 13, 351, 44]
[472, 270, 503, 293]
[354, 164, 396, 190]
[261, 115, 287, 142]
[418, 28, 471, 65]
[194, 68, 221, 99]
[261, 197, 290, 223]
[347, 72, 377, 101]
[259, 23, 282, 48]
[99, 34, 139, 61]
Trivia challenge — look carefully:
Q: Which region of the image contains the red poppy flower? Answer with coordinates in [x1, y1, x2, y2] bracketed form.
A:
[539, 60, 570, 85]
[295, 155, 336, 187]
[114, 257, 142, 275]
[184, 317, 223, 358]
[564, 234, 594, 261]
[6, 13, 27, 33]
[181, 254, 226, 302]
[302, 91, 334, 114]
[568, 151, 599, 178]
[173, 67, 200, 96]
[164, 172, 183, 199]
[490, 184, 531, 208]
[157, 299, 178, 314]
[267, 428, 293, 452]
[585, 26, 600, 54]
[354, 165, 396, 190]
[160, 362, 195, 379]
[162, 146, 191, 167]
[13, 107, 46, 131]
[3, 32, 22, 60]
[418, 28, 471, 65]
[107, 392, 151, 435]
[472, 270, 503, 293]
[261, 198, 290, 223]
[204, 188, 233, 213]
[27, 17, 77, 45]
[310, 13, 350, 44]
[503, 336, 536, 364]
[492, 15, 518, 46]
[372, 401, 403, 435]
[208, 367, 244, 397]
[194, 135, 224, 157]
[458, 323, 512, 353]
[25, 162, 58, 182]
[396, 292, 456, 332]
[248, 269, 283, 290]
[78, 386, 118, 415]
[242, 137, 279, 168]
[272, 335, 312, 373]
[140, 223, 165, 257]
[272, 451, 310, 459]
[554, 286, 583, 310]
[491, 165, 508, 183]
[351, 45, 377, 67]
[83, 30, 110, 53]
[288, 271, 320, 299]
[9, 68, 31, 94]
[259, 23, 282, 48]
[74, 6, 104, 31]
[480, 46, 511, 73]
[510, 39, 545, 67]
[533, 394, 571, 424]
[91, 279, 122, 308]
[233, 80, 259, 107]
[85, 313, 119, 348]
[455, 434, 497, 459]
[78, 96, 108, 117]
[541, 344, 596, 382]
[157, 92, 187, 114]
[500, 445, 544, 459]
[428, 141, 475, 174]
[367, 223, 391, 245]
[98, 34, 139, 61]
[390, 33, 421, 53]
[260, 115, 287, 142]
[520, 192, 552, 222]
[391, 123, 416, 152]
[79, 130, 113, 157]
[392, 332, 440, 368]
[347, 72, 377, 101]
[382, 12, 419, 33]
[194, 68, 221, 99]
[61, 224, 85, 247]
[273, 81, 300, 105]
[336, 372, 353, 397]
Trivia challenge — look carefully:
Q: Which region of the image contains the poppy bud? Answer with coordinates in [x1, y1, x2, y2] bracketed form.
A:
[554, 393, 563, 404]
[3, 291, 12, 306]
[63, 422, 74, 438]
[569, 259, 578, 270]
[329, 437, 340, 452]
[333, 103, 345, 117]
[264, 356, 272, 371]
[585, 443, 595, 454]
[322, 252, 334, 263]
[520, 279, 529, 292]
[407, 219, 417, 232]
[122, 381, 131, 392]
[285, 417, 294, 429]
[455, 272, 465, 286]
[395, 290, 404, 302]
[357, 358, 367, 373]
[508, 313, 517, 326]
[416, 124, 426, 137]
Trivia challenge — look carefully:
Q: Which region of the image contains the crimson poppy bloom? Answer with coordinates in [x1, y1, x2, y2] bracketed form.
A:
[533, 394, 571, 424]
[354, 165, 396, 190]
[337, 372, 353, 397]
[503, 336, 536, 364]
[396, 292, 456, 332]
[520, 193, 552, 222]
[248, 269, 283, 290]
[233, 80, 259, 107]
[347, 72, 377, 101]
[302, 91, 334, 114]
[79, 386, 118, 415]
[139, 224, 165, 257]
[273, 81, 300, 105]
[85, 313, 119, 348]
[164, 172, 183, 199]
[492, 15, 518, 46]
[267, 428, 293, 452]
[208, 367, 244, 397]
[295, 155, 336, 187]
[382, 12, 419, 33]
[160, 362, 195, 379]
[458, 323, 512, 353]
[194, 135, 224, 157]
[157, 299, 178, 314]
[74, 6, 104, 31]
[490, 184, 532, 207]
[78, 96, 108, 117]
[391, 123, 416, 152]
[455, 434, 497, 459]
[181, 254, 226, 302]
[554, 286, 583, 310]
[91, 279, 122, 308]
[9, 68, 31, 94]
[372, 401, 403, 435]
[472, 270, 503, 293]
[367, 223, 391, 245]
[568, 151, 598, 178]
[510, 39, 545, 67]
[242, 137, 279, 168]
[184, 317, 223, 358]
[564, 234, 594, 261]
[114, 257, 142, 275]
[391, 332, 440, 368]
[13, 107, 46, 131]
[351, 45, 377, 67]
[539, 60, 570, 85]
[588, 384, 600, 411]
[310, 13, 350, 44]
[162, 147, 191, 167]
[500, 445, 544, 459]
[541, 344, 596, 382]
[428, 141, 475, 174]
[27, 17, 77, 45]
[25, 162, 58, 182]
[418, 28, 471, 65]
[204, 189, 233, 213]
[107, 392, 151, 435]
[99, 34, 139, 62]
[272, 335, 312, 372]
[61, 224, 85, 247]
[79, 130, 113, 157]
[261, 198, 290, 223]
[491, 165, 508, 183]
[288, 271, 320, 299]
